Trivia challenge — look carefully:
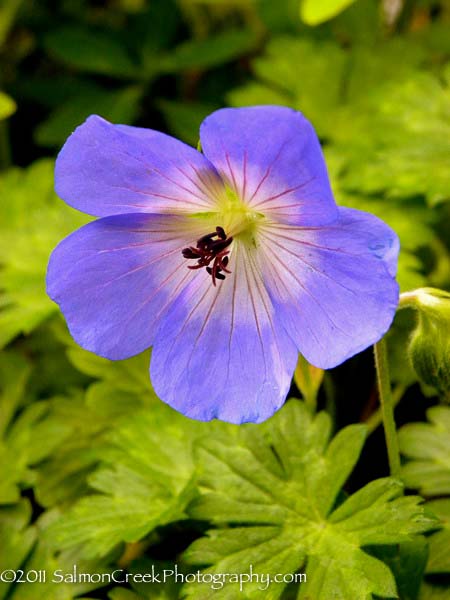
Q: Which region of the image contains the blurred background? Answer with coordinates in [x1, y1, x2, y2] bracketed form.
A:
[0, 1, 449, 599]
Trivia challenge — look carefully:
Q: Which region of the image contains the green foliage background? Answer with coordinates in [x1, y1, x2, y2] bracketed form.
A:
[0, 0, 449, 598]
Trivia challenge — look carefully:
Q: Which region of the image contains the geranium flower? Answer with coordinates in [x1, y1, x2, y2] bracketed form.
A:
[47, 106, 399, 423]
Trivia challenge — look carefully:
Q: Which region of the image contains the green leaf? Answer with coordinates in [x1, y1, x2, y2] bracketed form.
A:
[229, 35, 450, 206]
[341, 71, 450, 206]
[0, 91, 16, 120]
[399, 406, 450, 497]
[420, 581, 450, 600]
[368, 538, 429, 600]
[35, 84, 143, 148]
[109, 557, 181, 599]
[7, 509, 113, 600]
[0, 160, 90, 347]
[32, 347, 158, 508]
[183, 401, 435, 599]
[0, 351, 69, 504]
[0, 350, 31, 438]
[0, 501, 36, 600]
[43, 27, 138, 78]
[425, 499, 450, 574]
[109, 591, 142, 600]
[162, 29, 259, 72]
[0, 0, 24, 48]
[33, 389, 125, 508]
[157, 100, 219, 146]
[229, 36, 347, 138]
[300, 0, 358, 26]
[62, 331, 154, 396]
[43, 403, 205, 559]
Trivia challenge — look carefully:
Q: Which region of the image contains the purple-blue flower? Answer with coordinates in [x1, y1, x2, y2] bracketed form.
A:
[47, 106, 399, 424]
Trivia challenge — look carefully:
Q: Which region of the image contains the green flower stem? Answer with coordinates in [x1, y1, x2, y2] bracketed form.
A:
[366, 384, 405, 435]
[304, 390, 318, 415]
[298, 358, 318, 413]
[373, 338, 401, 478]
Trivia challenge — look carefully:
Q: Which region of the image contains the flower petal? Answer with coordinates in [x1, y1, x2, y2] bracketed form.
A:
[200, 106, 338, 226]
[150, 242, 298, 424]
[259, 207, 400, 369]
[47, 213, 204, 359]
[55, 115, 223, 217]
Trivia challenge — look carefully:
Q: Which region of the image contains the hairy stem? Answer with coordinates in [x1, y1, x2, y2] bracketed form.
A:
[366, 384, 406, 434]
[373, 338, 401, 478]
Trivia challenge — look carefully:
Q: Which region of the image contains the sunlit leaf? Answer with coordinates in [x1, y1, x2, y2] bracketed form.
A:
[43, 403, 207, 558]
[0, 500, 36, 600]
[300, 0, 359, 26]
[8, 509, 112, 600]
[341, 71, 450, 206]
[399, 406, 450, 497]
[0, 351, 56, 504]
[183, 401, 435, 599]
[0, 160, 90, 347]
[425, 499, 450, 574]
[32, 343, 157, 508]
[0, 91, 16, 120]
[229, 36, 450, 206]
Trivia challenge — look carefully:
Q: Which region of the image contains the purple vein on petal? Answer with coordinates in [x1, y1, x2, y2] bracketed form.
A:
[173, 164, 219, 204]
[246, 140, 289, 205]
[106, 184, 205, 208]
[246, 246, 291, 364]
[242, 253, 268, 382]
[162, 279, 213, 365]
[225, 151, 240, 195]
[227, 258, 238, 382]
[241, 150, 248, 203]
[258, 247, 323, 350]
[150, 165, 212, 205]
[72, 246, 183, 293]
[187, 161, 223, 199]
[121, 264, 192, 336]
[261, 230, 359, 297]
[262, 223, 394, 266]
[110, 146, 210, 205]
[260, 227, 355, 255]
[97, 238, 183, 253]
[253, 176, 316, 209]
[261, 235, 352, 339]
[187, 281, 225, 374]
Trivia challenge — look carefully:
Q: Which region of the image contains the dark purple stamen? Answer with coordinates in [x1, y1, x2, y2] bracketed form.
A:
[182, 226, 233, 286]
[216, 226, 226, 240]
[209, 237, 233, 253]
[182, 247, 201, 259]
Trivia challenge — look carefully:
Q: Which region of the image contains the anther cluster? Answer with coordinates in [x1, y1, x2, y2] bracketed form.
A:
[182, 226, 233, 286]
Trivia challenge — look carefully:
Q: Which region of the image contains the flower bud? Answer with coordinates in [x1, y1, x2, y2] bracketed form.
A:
[407, 288, 450, 399]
